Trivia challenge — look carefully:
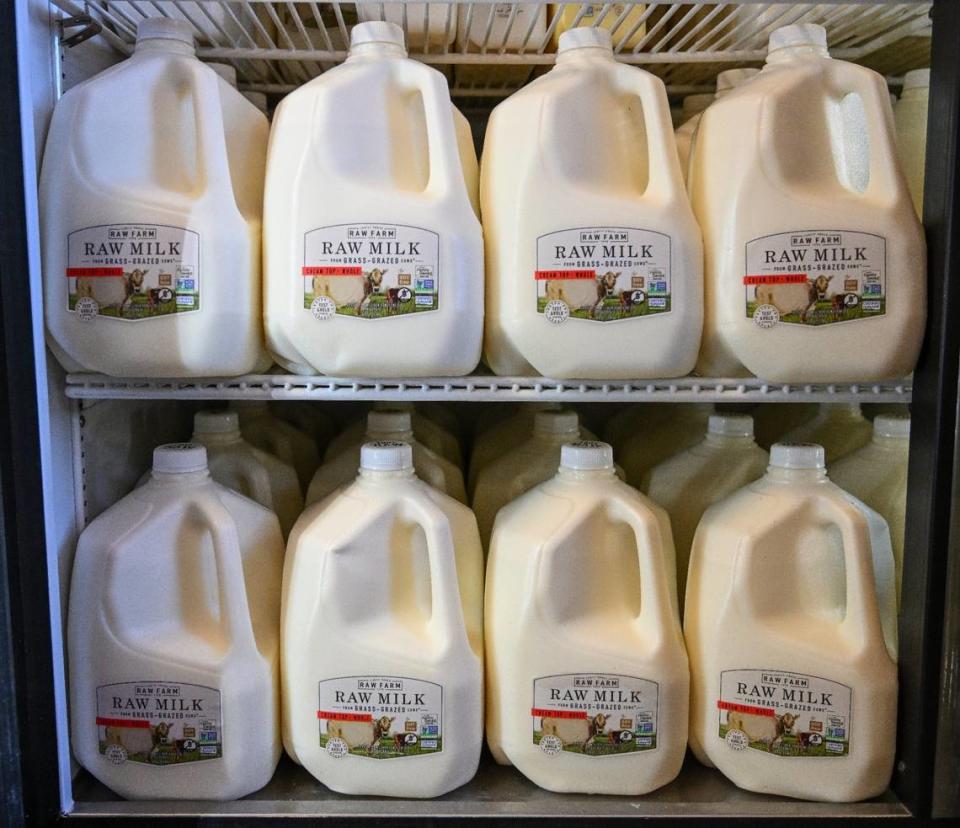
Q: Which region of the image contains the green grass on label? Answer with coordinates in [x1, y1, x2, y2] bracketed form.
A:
[746, 298, 885, 326]
[537, 295, 671, 320]
[533, 730, 657, 755]
[718, 724, 848, 757]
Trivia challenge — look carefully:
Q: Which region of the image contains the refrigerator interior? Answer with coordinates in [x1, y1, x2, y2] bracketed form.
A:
[4, 0, 959, 822]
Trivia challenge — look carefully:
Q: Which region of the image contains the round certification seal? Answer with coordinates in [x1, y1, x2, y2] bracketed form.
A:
[725, 729, 749, 751]
[544, 299, 570, 325]
[75, 296, 100, 321]
[539, 734, 563, 756]
[326, 736, 349, 758]
[104, 744, 127, 765]
[311, 295, 336, 321]
[753, 303, 780, 329]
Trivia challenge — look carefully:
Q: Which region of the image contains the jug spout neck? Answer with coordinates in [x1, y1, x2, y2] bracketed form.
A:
[766, 467, 828, 484]
[359, 468, 417, 483]
[347, 42, 407, 61]
[765, 43, 830, 66]
[135, 38, 196, 58]
[557, 47, 616, 66]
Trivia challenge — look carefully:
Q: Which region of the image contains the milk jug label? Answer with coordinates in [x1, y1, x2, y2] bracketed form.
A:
[317, 676, 442, 759]
[718, 669, 851, 757]
[302, 224, 440, 320]
[744, 231, 886, 328]
[66, 224, 200, 321]
[95, 681, 222, 766]
[532, 673, 658, 756]
[535, 227, 672, 323]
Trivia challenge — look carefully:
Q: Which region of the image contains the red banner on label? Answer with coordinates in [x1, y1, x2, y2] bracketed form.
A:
[317, 710, 373, 723]
[743, 274, 808, 285]
[717, 700, 776, 717]
[302, 266, 363, 277]
[534, 270, 596, 281]
[96, 717, 150, 729]
[531, 708, 588, 720]
[66, 267, 124, 278]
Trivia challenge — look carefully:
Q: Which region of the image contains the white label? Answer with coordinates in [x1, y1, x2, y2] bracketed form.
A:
[744, 230, 886, 327]
[317, 676, 442, 759]
[533, 673, 658, 757]
[718, 669, 851, 758]
[535, 227, 671, 323]
[67, 224, 200, 321]
[302, 223, 439, 319]
[96, 681, 222, 766]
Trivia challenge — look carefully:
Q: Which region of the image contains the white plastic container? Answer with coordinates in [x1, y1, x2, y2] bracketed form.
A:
[894, 68, 929, 217]
[619, 404, 713, 488]
[282, 441, 483, 797]
[231, 401, 320, 492]
[41, 19, 269, 377]
[643, 414, 768, 612]
[691, 23, 926, 381]
[779, 402, 872, 464]
[485, 441, 688, 793]
[306, 411, 467, 505]
[263, 22, 483, 377]
[482, 27, 703, 379]
[191, 411, 303, 538]
[830, 415, 910, 603]
[685, 443, 898, 801]
[68, 444, 283, 799]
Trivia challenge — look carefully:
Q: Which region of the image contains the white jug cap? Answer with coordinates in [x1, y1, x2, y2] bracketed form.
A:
[558, 26, 613, 54]
[207, 62, 237, 87]
[153, 443, 208, 474]
[534, 411, 580, 435]
[194, 411, 240, 434]
[351, 21, 406, 49]
[367, 410, 413, 434]
[874, 415, 911, 439]
[903, 68, 930, 91]
[708, 414, 754, 438]
[361, 440, 413, 472]
[137, 17, 195, 47]
[716, 68, 760, 92]
[561, 441, 614, 471]
[768, 23, 828, 53]
[770, 442, 825, 470]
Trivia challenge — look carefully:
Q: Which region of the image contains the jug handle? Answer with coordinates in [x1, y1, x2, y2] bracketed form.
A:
[240, 464, 276, 513]
[193, 67, 236, 203]
[194, 495, 259, 653]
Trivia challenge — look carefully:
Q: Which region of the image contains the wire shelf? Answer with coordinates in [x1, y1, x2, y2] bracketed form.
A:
[50, 1, 931, 97]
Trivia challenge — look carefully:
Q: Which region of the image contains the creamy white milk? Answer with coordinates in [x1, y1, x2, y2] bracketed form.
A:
[894, 68, 929, 217]
[231, 401, 320, 493]
[779, 403, 872, 463]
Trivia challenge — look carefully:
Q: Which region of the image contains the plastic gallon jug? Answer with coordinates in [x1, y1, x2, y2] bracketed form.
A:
[41, 18, 269, 377]
[676, 69, 759, 182]
[283, 441, 483, 796]
[550, 4, 647, 49]
[191, 411, 303, 538]
[482, 27, 703, 379]
[750, 402, 820, 449]
[307, 411, 467, 505]
[685, 443, 898, 801]
[691, 23, 926, 381]
[485, 441, 688, 793]
[68, 444, 283, 800]
[779, 403, 872, 464]
[643, 414, 768, 612]
[894, 68, 929, 217]
[231, 401, 320, 492]
[619, 404, 713, 488]
[830, 415, 910, 603]
[263, 22, 483, 377]
[326, 402, 462, 466]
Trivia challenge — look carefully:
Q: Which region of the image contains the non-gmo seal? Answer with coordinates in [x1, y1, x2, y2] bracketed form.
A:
[104, 744, 127, 765]
[544, 299, 570, 325]
[539, 734, 563, 756]
[75, 296, 100, 321]
[753, 304, 780, 329]
[311, 295, 336, 321]
[326, 737, 349, 758]
[725, 729, 749, 751]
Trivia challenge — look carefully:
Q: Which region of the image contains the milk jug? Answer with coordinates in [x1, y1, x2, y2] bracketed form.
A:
[68, 444, 283, 800]
[619, 404, 713, 488]
[550, 4, 648, 49]
[750, 402, 819, 449]
[676, 69, 759, 182]
[41, 18, 269, 377]
[830, 415, 910, 603]
[326, 402, 462, 466]
[894, 68, 929, 217]
[779, 403, 872, 463]
[191, 411, 303, 538]
[307, 411, 467, 505]
[485, 441, 688, 793]
[685, 443, 898, 802]
[473, 410, 582, 547]
[691, 23, 926, 381]
[643, 414, 768, 612]
[263, 22, 483, 377]
[283, 441, 483, 797]
[482, 27, 703, 379]
[231, 401, 320, 492]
